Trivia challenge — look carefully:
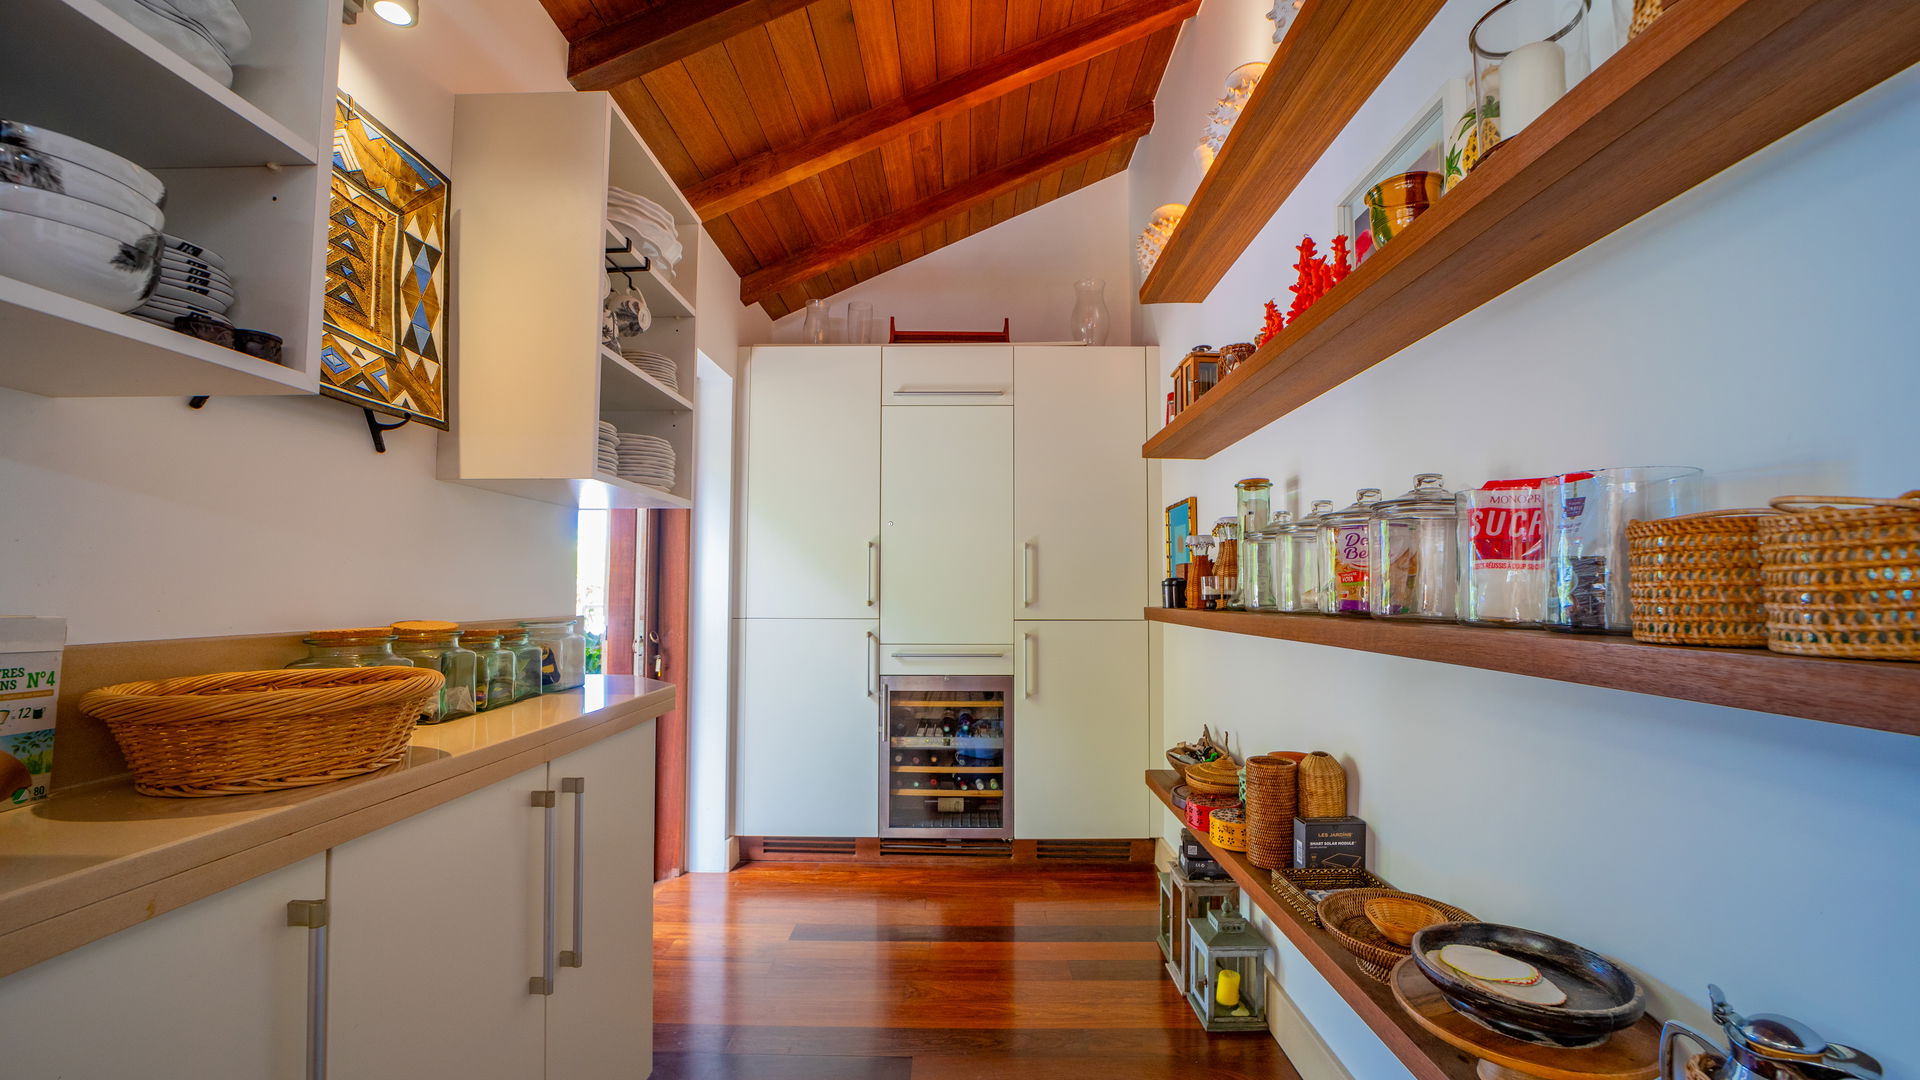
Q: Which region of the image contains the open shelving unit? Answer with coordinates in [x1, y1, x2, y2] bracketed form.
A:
[1147, 769, 1480, 1080]
[1147, 607, 1920, 736]
[1142, 0, 1920, 459]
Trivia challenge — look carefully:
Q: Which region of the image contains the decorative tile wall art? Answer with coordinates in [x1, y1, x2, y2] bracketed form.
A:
[322, 93, 451, 428]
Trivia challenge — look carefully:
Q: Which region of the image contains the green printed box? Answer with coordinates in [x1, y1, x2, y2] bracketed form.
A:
[0, 617, 65, 810]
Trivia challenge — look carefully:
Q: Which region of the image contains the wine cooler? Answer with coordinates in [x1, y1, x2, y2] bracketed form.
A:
[879, 675, 1013, 838]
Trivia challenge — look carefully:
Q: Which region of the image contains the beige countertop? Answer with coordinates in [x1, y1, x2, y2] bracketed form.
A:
[0, 675, 674, 978]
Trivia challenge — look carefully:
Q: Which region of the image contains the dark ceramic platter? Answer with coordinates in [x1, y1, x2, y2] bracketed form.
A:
[1410, 922, 1645, 1049]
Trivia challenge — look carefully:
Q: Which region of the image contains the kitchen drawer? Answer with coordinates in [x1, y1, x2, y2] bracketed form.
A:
[880, 643, 1015, 676]
[882, 345, 1014, 405]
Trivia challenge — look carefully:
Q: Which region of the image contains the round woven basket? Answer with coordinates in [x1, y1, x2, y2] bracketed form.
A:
[1626, 509, 1781, 647]
[1208, 806, 1248, 851]
[1316, 888, 1475, 982]
[1756, 492, 1920, 661]
[1244, 754, 1298, 871]
[1298, 751, 1347, 818]
[80, 667, 444, 797]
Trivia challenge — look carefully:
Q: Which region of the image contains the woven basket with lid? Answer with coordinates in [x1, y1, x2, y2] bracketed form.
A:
[1626, 509, 1781, 647]
[1243, 754, 1298, 871]
[1757, 492, 1920, 660]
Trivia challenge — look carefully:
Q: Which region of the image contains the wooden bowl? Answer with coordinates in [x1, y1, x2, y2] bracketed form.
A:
[1364, 895, 1450, 946]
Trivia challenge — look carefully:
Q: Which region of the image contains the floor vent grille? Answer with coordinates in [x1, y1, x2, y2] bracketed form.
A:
[1034, 839, 1136, 861]
[759, 837, 859, 857]
[878, 838, 1014, 858]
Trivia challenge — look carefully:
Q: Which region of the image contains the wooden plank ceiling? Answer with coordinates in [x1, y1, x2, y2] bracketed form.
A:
[538, 0, 1196, 318]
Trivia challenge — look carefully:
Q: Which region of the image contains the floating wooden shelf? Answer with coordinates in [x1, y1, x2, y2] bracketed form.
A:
[1143, 0, 1920, 458]
[1146, 770, 1478, 1080]
[893, 789, 1003, 797]
[1146, 608, 1920, 737]
[890, 766, 1004, 774]
[1138, 0, 1445, 304]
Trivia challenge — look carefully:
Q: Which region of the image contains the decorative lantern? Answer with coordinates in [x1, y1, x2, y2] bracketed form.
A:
[1165, 863, 1239, 989]
[1156, 870, 1175, 965]
[1170, 347, 1221, 417]
[1184, 896, 1272, 1032]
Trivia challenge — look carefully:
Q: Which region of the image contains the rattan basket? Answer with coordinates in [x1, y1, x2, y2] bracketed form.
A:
[1626, 509, 1781, 647]
[1243, 754, 1298, 872]
[1269, 867, 1391, 926]
[1757, 492, 1920, 660]
[1316, 888, 1476, 982]
[80, 667, 444, 797]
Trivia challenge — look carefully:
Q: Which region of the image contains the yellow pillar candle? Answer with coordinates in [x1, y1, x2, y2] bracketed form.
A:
[1215, 967, 1242, 1007]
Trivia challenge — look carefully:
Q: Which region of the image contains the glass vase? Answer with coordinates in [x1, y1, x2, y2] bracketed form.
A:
[1471, 0, 1592, 156]
[802, 298, 829, 344]
[1071, 278, 1110, 345]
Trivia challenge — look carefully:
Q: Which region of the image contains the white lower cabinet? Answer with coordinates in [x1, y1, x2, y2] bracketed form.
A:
[736, 617, 880, 837]
[0, 855, 326, 1080]
[1014, 621, 1149, 839]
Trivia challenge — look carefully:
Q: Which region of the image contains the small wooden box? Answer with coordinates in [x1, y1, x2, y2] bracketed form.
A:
[1170, 349, 1221, 416]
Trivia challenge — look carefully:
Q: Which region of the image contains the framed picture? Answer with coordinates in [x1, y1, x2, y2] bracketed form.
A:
[321, 93, 452, 428]
[1165, 497, 1198, 577]
[1335, 78, 1470, 266]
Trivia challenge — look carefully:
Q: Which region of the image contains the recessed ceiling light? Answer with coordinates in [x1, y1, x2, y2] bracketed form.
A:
[372, 0, 417, 26]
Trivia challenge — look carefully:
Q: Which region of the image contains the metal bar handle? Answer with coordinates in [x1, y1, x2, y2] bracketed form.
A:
[530, 789, 557, 995]
[287, 900, 329, 1080]
[559, 778, 586, 969]
[1023, 632, 1036, 698]
[1022, 541, 1035, 607]
[889, 652, 1008, 659]
[866, 631, 878, 700]
[891, 387, 1008, 396]
[866, 540, 878, 607]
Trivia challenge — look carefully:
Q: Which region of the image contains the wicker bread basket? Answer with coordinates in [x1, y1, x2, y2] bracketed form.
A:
[1316, 888, 1476, 982]
[1757, 492, 1920, 660]
[1626, 509, 1781, 647]
[80, 667, 443, 797]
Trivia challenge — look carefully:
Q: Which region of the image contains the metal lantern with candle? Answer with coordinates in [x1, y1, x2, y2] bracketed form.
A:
[1184, 896, 1272, 1032]
[1166, 862, 1239, 991]
[1470, 0, 1592, 161]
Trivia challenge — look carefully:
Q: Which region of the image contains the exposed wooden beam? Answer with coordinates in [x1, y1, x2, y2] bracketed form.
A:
[567, 0, 819, 91]
[740, 104, 1153, 305]
[689, 0, 1198, 221]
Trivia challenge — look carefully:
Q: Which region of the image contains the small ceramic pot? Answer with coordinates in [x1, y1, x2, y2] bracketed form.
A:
[1364, 171, 1445, 246]
[231, 328, 283, 364]
[173, 314, 234, 349]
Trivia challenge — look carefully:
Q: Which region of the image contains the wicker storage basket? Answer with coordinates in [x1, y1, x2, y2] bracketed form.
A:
[1244, 754, 1298, 871]
[1757, 492, 1920, 660]
[1209, 806, 1249, 851]
[1316, 888, 1476, 983]
[1269, 867, 1391, 926]
[80, 667, 444, 797]
[1626, 510, 1781, 647]
[1297, 751, 1347, 818]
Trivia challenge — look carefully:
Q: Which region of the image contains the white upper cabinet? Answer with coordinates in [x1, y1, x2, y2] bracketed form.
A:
[1014, 346, 1149, 620]
[741, 346, 882, 619]
[880, 405, 1014, 644]
[1014, 620, 1149, 839]
[883, 345, 1015, 405]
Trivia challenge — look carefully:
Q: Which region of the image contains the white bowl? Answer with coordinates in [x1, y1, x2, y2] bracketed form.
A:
[152, 280, 231, 311]
[162, 234, 226, 270]
[0, 120, 163, 205]
[160, 267, 234, 296]
[0, 144, 163, 228]
[0, 209, 159, 312]
[0, 182, 156, 245]
[95, 0, 234, 86]
[136, 295, 227, 320]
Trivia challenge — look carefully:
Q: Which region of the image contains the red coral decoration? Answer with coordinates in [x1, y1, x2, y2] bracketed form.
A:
[1255, 300, 1285, 348]
[1329, 234, 1352, 285]
[1284, 234, 1352, 327]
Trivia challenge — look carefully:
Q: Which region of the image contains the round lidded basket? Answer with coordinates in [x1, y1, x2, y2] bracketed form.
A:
[1316, 888, 1475, 983]
[1625, 509, 1782, 647]
[80, 667, 443, 797]
[1209, 806, 1249, 851]
[1756, 492, 1920, 661]
[1243, 754, 1299, 871]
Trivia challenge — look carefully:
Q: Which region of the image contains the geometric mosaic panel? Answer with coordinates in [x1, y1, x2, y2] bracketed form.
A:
[322, 93, 451, 429]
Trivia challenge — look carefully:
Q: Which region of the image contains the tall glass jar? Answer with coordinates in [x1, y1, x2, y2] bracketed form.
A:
[461, 630, 519, 710]
[1279, 499, 1334, 612]
[521, 617, 587, 692]
[1471, 0, 1593, 153]
[1210, 517, 1243, 610]
[1457, 478, 1548, 626]
[1543, 466, 1701, 632]
[1234, 479, 1273, 609]
[1320, 489, 1383, 616]
[391, 625, 478, 723]
[286, 629, 417, 670]
[1248, 510, 1289, 612]
[496, 627, 544, 702]
[1368, 474, 1459, 621]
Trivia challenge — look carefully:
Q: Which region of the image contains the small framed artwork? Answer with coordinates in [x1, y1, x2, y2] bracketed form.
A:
[1165, 497, 1198, 576]
[1334, 78, 1470, 266]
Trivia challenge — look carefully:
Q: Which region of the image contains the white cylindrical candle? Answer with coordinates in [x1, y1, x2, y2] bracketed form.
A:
[1499, 39, 1567, 137]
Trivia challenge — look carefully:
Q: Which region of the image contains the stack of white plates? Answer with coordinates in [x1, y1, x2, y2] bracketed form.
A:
[606, 186, 682, 270]
[621, 349, 678, 394]
[100, 0, 251, 87]
[595, 421, 620, 475]
[132, 233, 235, 328]
[612, 432, 675, 490]
[0, 120, 164, 313]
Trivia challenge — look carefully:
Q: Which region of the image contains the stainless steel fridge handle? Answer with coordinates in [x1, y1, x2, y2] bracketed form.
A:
[287, 900, 329, 1080]
[866, 632, 878, 700]
[866, 540, 878, 607]
[891, 387, 1007, 396]
[559, 777, 586, 969]
[1022, 542, 1035, 607]
[530, 789, 557, 995]
[889, 652, 1007, 659]
[1022, 632, 1036, 698]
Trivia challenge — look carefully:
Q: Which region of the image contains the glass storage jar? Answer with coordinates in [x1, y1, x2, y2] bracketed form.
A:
[460, 630, 519, 710]
[1457, 478, 1548, 626]
[286, 629, 417, 670]
[1278, 500, 1334, 612]
[1368, 474, 1459, 620]
[1319, 489, 1383, 616]
[1183, 535, 1215, 610]
[1234, 478, 1273, 609]
[496, 627, 544, 702]
[1211, 517, 1243, 610]
[522, 617, 587, 692]
[1543, 466, 1701, 632]
[391, 624, 478, 722]
[1248, 510, 1290, 612]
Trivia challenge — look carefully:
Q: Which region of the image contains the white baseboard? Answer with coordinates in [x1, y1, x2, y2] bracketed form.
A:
[1265, 974, 1355, 1080]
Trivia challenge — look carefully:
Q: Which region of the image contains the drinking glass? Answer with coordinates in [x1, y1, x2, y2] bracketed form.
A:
[846, 301, 873, 344]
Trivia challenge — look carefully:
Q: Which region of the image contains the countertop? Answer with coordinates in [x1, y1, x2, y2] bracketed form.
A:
[0, 675, 674, 978]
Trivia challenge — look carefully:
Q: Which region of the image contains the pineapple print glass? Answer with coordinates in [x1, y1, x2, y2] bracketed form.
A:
[1469, 0, 1592, 166]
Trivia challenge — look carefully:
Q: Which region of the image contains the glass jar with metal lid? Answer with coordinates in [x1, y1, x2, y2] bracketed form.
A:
[286, 628, 417, 670]
[390, 621, 478, 722]
[1246, 510, 1288, 612]
[1367, 474, 1460, 621]
[1279, 499, 1334, 613]
[521, 617, 587, 692]
[495, 627, 544, 702]
[1319, 489, 1383, 615]
[1210, 516, 1243, 610]
[459, 629, 519, 711]
[1234, 479, 1273, 609]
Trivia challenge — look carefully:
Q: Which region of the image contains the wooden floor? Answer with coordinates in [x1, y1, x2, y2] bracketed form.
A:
[652, 863, 1302, 1079]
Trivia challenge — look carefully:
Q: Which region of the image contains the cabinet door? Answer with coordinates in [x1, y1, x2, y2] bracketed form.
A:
[1013, 621, 1149, 839]
[741, 346, 881, 618]
[736, 618, 881, 836]
[1015, 346, 1148, 620]
[0, 856, 325, 1079]
[328, 766, 549, 1080]
[547, 724, 656, 1080]
[880, 405, 1014, 644]
[883, 345, 1014, 404]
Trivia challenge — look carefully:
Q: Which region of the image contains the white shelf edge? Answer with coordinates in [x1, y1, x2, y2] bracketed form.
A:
[591, 471, 692, 509]
[598, 345, 692, 411]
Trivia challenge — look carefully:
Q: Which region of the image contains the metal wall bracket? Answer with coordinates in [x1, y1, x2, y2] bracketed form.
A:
[363, 408, 409, 453]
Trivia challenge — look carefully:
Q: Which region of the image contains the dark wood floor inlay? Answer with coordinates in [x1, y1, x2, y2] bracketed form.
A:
[789, 923, 1160, 942]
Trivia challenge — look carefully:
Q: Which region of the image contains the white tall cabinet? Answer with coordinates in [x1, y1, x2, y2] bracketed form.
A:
[880, 405, 1014, 644]
[1015, 621, 1150, 838]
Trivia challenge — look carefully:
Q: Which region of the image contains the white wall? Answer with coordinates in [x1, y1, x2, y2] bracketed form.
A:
[1134, 3, 1920, 1076]
[768, 172, 1137, 344]
[697, 232, 774, 375]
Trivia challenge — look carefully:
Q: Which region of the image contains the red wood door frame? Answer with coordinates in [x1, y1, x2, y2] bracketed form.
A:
[605, 510, 638, 676]
[646, 509, 691, 882]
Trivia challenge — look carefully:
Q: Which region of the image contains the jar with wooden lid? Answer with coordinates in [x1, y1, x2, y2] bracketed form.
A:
[1211, 517, 1243, 610]
[391, 624, 479, 722]
[495, 628, 544, 702]
[1183, 535, 1215, 610]
[1279, 500, 1334, 612]
[460, 630, 518, 711]
[521, 617, 587, 692]
[286, 629, 417, 670]
[1319, 489, 1383, 616]
[1368, 473, 1460, 621]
